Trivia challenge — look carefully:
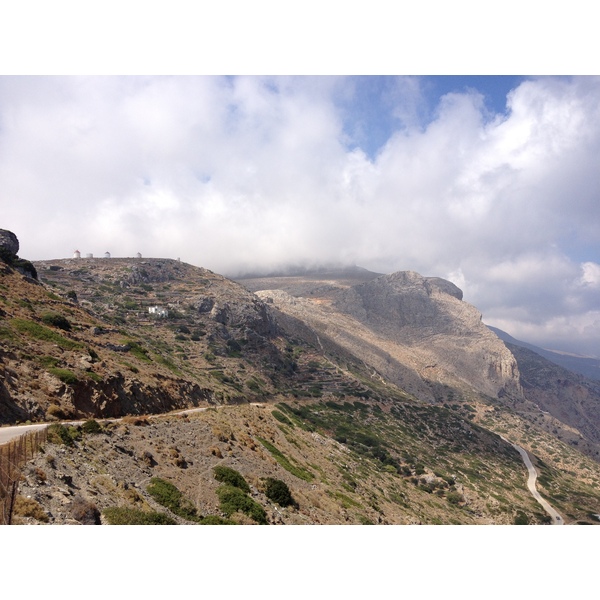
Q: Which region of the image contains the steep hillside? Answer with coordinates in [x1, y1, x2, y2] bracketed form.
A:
[251, 270, 522, 402]
[489, 325, 600, 381]
[1, 257, 311, 422]
[242, 268, 600, 465]
[505, 342, 600, 448]
[2, 234, 600, 524]
[1, 255, 409, 424]
[13, 400, 600, 525]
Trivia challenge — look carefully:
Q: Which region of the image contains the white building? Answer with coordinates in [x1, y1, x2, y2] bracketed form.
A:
[148, 306, 169, 318]
[73, 250, 81, 259]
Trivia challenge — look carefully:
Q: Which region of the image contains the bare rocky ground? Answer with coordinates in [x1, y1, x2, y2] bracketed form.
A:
[11, 401, 548, 526]
[14, 404, 384, 525]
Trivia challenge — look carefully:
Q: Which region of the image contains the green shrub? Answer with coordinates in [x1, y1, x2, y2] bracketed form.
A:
[48, 367, 78, 385]
[271, 410, 293, 426]
[213, 465, 251, 493]
[121, 300, 138, 310]
[103, 506, 176, 525]
[226, 339, 242, 357]
[257, 438, 314, 482]
[514, 512, 529, 525]
[81, 419, 102, 434]
[38, 355, 60, 368]
[264, 478, 297, 508]
[247, 378, 262, 392]
[446, 491, 464, 505]
[86, 371, 103, 383]
[146, 477, 199, 521]
[122, 339, 151, 362]
[216, 485, 267, 524]
[12, 318, 81, 350]
[47, 423, 81, 447]
[41, 312, 72, 331]
[198, 515, 235, 525]
[0, 326, 14, 341]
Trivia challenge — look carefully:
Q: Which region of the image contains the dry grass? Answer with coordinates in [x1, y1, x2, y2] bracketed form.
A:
[12, 495, 49, 523]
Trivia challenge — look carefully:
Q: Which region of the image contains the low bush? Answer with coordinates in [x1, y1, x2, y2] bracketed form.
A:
[103, 506, 176, 525]
[446, 491, 464, 505]
[122, 415, 149, 426]
[47, 367, 78, 385]
[12, 318, 81, 350]
[198, 515, 235, 525]
[271, 410, 293, 426]
[213, 465, 250, 493]
[264, 478, 297, 508]
[12, 495, 49, 522]
[146, 477, 199, 521]
[514, 512, 529, 525]
[46, 404, 66, 420]
[70, 496, 100, 524]
[41, 312, 72, 331]
[38, 355, 60, 368]
[81, 419, 102, 434]
[86, 371, 103, 383]
[122, 339, 151, 362]
[47, 423, 80, 447]
[257, 438, 314, 482]
[216, 485, 267, 524]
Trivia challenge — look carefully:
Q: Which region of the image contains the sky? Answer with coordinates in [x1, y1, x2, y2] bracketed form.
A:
[1, 74, 600, 357]
[1, 1, 597, 581]
[1, 2, 599, 359]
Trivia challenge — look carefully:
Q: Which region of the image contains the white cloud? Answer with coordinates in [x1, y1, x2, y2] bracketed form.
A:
[1, 75, 599, 356]
[581, 262, 600, 287]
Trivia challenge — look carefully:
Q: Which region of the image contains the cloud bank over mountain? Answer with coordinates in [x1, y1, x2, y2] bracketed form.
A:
[1, 75, 599, 356]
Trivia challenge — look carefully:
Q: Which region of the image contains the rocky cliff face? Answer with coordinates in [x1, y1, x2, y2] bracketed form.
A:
[335, 271, 522, 399]
[257, 270, 522, 402]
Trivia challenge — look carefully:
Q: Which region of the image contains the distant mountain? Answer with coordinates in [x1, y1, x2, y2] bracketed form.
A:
[488, 325, 600, 382]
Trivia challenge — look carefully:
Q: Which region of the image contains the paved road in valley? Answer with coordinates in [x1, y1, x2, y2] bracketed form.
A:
[501, 435, 564, 525]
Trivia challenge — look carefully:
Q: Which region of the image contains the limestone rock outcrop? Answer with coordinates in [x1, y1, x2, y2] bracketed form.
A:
[258, 270, 523, 402]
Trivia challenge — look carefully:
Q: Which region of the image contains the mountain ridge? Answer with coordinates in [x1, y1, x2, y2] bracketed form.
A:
[488, 325, 600, 381]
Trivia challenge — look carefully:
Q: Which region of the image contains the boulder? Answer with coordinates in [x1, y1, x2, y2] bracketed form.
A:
[0, 229, 19, 256]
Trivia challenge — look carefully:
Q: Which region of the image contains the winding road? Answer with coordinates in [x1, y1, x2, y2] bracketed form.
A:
[501, 435, 564, 525]
[1, 416, 565, 524]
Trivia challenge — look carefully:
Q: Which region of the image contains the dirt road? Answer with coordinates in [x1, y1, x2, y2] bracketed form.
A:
[501, 435, 564, 525]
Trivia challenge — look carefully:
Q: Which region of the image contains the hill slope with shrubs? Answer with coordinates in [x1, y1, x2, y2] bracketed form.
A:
[2, 239, 600, 524]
